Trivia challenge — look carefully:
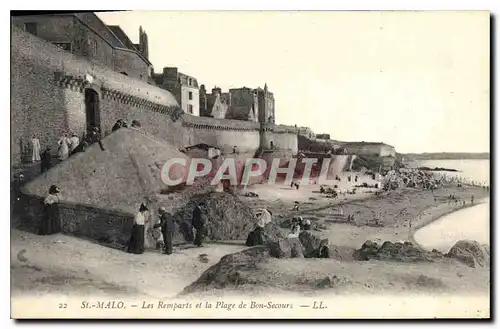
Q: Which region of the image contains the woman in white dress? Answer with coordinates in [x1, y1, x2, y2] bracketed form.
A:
[69, 133, 80, 153]
[31, 135, 41, 162]
[57, 133, 70, 160]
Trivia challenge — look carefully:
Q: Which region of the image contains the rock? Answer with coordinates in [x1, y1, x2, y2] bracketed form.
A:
[446, 240, 489, 268]
[17, 249, 28, 263]
[198, 254, 209, 263]
[278, 217, 293, 229]
[173, 192, 256, 242]
[316, 276, 335, 288]
[264, 221, 286, 243]
[353, 240, 442, 262]
[299, 231, 326, 258]
[316, 275, 349, 288]
[353, 240, 380, 260]
[323, 245, 357, 261]
[316, 223, 328, 230]
[182, 245, 271, 294]
[268, 237, 304, 258]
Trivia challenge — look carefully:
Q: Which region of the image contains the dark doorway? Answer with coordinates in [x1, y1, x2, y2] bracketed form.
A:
[85, 89, 100, 132]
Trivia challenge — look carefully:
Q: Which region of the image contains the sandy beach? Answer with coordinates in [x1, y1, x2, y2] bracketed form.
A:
[11, 171, 490, 302]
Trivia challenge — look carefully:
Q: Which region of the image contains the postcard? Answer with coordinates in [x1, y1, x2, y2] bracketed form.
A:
[10, 10, 490, 319]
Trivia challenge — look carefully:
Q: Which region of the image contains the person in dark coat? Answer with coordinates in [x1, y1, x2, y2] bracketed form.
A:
[86, 127, 105, 151]
[40, 147, 52, 173]
[112, 120, 124, 132]
[192, 202, 207, 247]
[71, 140, 88, 155]
[154, 206, 176, 255]
[39, 185, 61, 235]
[127, 203, 149, 254]
[11, 173, 25, 212]
[246, 225, 267, 246]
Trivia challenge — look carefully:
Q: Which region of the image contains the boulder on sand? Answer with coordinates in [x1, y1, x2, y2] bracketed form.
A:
[353, 240, 380, 260]
[263, 221, 286, 243]
[353, 240, 443, 262]
[320, 244, 357, 261]
[299, 231, 327, 258]
[268, 237, 304, 258]
[446, 240, 490, 268]
[182, 245, 271, 294]
[172, 192, 256, 242]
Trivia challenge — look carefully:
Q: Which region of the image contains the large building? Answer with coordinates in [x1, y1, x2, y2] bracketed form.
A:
[11, 13, 153, 82]
[256, 84, 275, 124]
[225, 87, 259, 122]
[199, 84, 275, 124]
[153, 67, 200, 116]
[199, 85, 229, 119]
[343, 142, 396, 157]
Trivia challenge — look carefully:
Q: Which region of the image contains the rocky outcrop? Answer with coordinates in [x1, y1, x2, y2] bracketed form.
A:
[321, 244, 357, 261]
[182, 245, 271, 294]
[446, 240, 490, 268]
[353, 240, 444, 262]
[268, 237, 304, 258]
[299, 231, 326, 258]
[172, 192, 256, 242]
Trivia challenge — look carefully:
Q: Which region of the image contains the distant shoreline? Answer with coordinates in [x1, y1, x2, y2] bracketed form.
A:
[402, 153, 490, 161]
[416, 166, 459, 172]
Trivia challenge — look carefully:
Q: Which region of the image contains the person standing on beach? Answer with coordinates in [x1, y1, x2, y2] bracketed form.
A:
[40, 147, 52, 173]
[155, 206, 176, 255]
[31, 135, 41, 163]
[57, 133, 70, 160]
[471, 195, 474, 205]
[192, 202, 207, 247]
[69, 133, 79, 153]
[39, 185, 62, 235]
[127, 203, 149, 255]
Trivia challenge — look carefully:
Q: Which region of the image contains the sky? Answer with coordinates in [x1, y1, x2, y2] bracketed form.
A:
[97, 11, 490, 153]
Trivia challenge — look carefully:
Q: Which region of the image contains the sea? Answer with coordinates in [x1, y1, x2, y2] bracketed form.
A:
[409, 159, 490, 252]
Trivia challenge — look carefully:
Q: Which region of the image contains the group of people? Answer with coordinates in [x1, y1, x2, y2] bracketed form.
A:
[447, 194, 475, 207]
[29, 117, 143, 174]
[127, 201, 207, 255]
[29, 126, 104, 174]
[111, 118, 142, 132]
[287, 216, 311, 238]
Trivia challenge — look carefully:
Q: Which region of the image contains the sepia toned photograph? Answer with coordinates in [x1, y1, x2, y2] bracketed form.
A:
[10, 10, 490, 319]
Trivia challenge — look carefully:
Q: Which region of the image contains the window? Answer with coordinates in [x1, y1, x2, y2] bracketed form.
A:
[188, 91, 193, 100]
[188, 78, 192, 86]
[24, 23, 37, 36]
[188, 105, 193, 114]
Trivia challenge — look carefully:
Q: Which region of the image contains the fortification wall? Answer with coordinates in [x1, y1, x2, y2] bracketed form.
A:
[298, 134, 338, 152]
[11, 26, 183, 165]
[11, 27, 299, 167]
[181, 115, 261, 154]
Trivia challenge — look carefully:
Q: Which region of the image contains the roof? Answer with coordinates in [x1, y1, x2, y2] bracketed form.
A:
[185, 143, 218, 151]
[74, 13, 152, 66]
[107, 25, 138, 51]
[343, 141, 395, 148]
